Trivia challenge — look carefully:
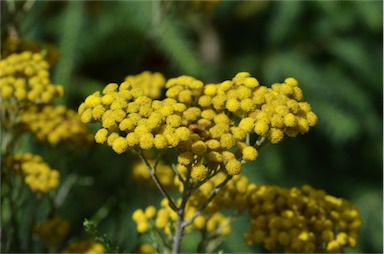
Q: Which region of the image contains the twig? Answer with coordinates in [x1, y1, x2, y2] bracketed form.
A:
[171, 162, 185, 184]
[134, 148, 178, 211]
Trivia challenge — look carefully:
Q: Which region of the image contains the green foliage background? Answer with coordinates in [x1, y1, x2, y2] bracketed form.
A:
[2, 1, 382, 253]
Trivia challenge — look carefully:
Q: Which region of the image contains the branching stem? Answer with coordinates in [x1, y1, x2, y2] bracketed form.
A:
[182, 175, 232, 228]
[135, 148, 178, 211]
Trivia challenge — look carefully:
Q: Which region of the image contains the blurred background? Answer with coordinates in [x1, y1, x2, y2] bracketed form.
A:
[2, 1, 382, 253]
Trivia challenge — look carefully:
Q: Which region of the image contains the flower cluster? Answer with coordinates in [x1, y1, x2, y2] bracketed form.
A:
[133, 172, 361, 253]
[132, 174, 245, 250]
[245, 184, 361, 253]
[61, 239, 105, 254]
[132, 195, 231, 237]
[35, 216, 70, 249]
[0, 51, 64, 106]
[79, 72, 317, 179]
[3, 153, 60, 193]
[21, 105, 93, 146]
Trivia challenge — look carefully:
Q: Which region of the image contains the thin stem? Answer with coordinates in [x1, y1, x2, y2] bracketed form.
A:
[246, 133, 251, 145]
[172, 173, 192, 254]
[153, 149, 166, 170]
[255, 136, 266, 147]
[182, 175, 232, 228]
[134, 148, 178, 211]
[171, 162, 185, 183]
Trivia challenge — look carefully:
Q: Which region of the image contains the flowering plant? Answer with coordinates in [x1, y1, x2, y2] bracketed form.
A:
[2, 1, 378, 252]
[78, 71, 360, 253]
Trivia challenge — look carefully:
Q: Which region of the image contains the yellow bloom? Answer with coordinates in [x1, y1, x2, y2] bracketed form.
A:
[226, 98, 240, 112]
[254, 121, 269, 136]
[225, 159, 242, 175]
[139, 133, 154, 150]
[242, 146, 258, 161]
[154, 134, 168, 149]
[175, 127, 191, 141]
[220, 133, 235, 149]
[191, 140, 207, 155]
[191, 164, 209, 182]
[112, 137, 129, 154]
[239, 117, 255, 133]
[267, 128, 284, 144]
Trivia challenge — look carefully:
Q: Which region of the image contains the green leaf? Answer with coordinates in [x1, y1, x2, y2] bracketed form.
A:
[53, 1, 85, 105]
[267, 1, 303, 46]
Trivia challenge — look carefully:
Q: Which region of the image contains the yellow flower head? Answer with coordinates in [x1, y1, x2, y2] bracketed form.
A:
[4, 153, 60, 193]
[191, 164, 209, 182]
[225, 159, 242, 175]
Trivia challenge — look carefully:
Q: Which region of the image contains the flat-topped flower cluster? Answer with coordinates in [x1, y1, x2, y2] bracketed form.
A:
[79, 71, 317, 179]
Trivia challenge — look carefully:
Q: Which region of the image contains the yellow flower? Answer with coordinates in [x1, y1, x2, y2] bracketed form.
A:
[193, 215, 206, 230]
[242, 146, 258, 161]
[225, 159, 242, 175]
[239, 117, 255, 133]
[112, 137, 129, 154]
[136, 244, 156, 253]
[243, 77, 259, 88]
[139, 133, 154, 150]
[267, 128, 284, 144]
[226, 98, 240, 112]
[191, 140, 207, 155]
[220, 133, 235, 149]
[175, 127, 191, 141]
[254, 121, 269, 136]
[154, 134, 168, 149]
[191, 164, 209, 182]
[284, 113, 297, 127]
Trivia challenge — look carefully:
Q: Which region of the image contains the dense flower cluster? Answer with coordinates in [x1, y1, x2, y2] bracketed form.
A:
[133, 173, 361, 253]
[61, 239, 105, 254]
[35, 216, 70, 248]
[245, 184, 361, 253]
[3, 153, 59, 193]
[21, 105, 93, 146]
[79, 72, 317, 179]
[0, 51, 64, 105]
